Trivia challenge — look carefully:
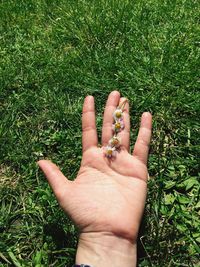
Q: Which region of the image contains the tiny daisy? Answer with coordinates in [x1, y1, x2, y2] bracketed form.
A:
[112, 119, 125, 133]
[109, 136, 121, 148]
[113, 108, 123, 121]
[103, 98, 128, 158]
[105, 146, 117, 158]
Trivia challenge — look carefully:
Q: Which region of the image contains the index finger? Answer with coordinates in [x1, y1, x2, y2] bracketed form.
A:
[82, 96, 98, 153]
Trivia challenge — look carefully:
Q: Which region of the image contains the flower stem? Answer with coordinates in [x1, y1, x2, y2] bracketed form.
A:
[119, 99, 128, 111]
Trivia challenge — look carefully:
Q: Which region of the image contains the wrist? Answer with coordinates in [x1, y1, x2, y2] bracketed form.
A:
[75, 232, 137, 267]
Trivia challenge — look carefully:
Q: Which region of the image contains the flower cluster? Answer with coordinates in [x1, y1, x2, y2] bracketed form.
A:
[105, 101, 127, 158]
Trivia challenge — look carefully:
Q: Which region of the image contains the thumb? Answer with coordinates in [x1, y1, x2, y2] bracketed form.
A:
[37, 160, 72, 202]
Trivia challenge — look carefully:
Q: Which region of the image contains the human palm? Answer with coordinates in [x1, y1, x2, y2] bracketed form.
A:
[38, 91, 152, 243]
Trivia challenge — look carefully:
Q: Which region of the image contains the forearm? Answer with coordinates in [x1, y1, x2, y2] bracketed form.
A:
[75, 232, 137, 267]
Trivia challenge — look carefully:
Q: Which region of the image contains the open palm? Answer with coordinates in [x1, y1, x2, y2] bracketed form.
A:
[38, 91, 152, 243]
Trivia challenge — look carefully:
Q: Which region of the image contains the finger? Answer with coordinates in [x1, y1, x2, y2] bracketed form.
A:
[117, 97, 130, 151]
[37, 160, 71, 201]
[101, 91, 120, 146]
[82, 95, 98, 153]
[132, 112, 152, 165]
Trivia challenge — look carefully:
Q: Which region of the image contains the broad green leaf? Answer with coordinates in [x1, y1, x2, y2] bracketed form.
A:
[33, 251, 42, 265]
[176, 224, 187, 232]
[164, 193, 175, 205]
[196, 201, 200, 208]
[164, 180, 176, 189]
[177, 195, 190, 204]
[7, 251, 23, 267]
[184, 177, 197, 190]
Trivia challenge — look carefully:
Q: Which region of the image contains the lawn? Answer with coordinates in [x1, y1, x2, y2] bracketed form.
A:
[0, 0, 199, 266]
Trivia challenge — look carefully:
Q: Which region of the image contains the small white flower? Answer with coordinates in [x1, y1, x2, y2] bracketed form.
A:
[113, 108, 123, 121]
[112, 119, 125, 133]
[109, 136, 121, 148]
[104, 146, 117, 158]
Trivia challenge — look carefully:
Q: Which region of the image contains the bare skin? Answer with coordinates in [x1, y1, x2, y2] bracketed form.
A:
[38, 91, 152, 267]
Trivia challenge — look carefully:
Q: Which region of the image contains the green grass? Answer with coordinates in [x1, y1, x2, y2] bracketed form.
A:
[0, 0, 199, 266]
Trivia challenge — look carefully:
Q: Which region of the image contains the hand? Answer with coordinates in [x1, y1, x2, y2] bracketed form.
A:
[38, 91, 152, 267]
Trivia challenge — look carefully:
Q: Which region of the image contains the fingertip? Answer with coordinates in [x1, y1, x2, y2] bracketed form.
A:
[37, 159, 50, 167]
[37, 159, 44, 167]
[83, 95, 95, 113]
[110, 90, 120, 97]
[37, 160, 60, 174]
[142, 112, 152, 118]
[85, 95, 94, 100]
[120, 96, 127, 102]
[84, 95, 94, 106]
[141, 112, 152, 127]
